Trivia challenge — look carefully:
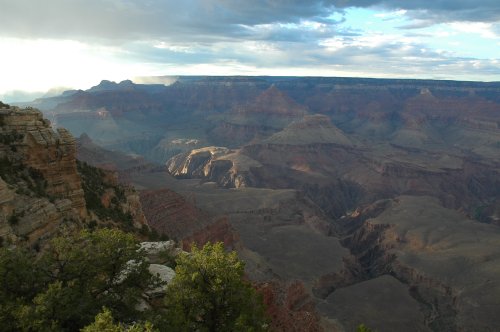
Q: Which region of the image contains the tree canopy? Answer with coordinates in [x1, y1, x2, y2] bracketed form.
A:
[81, 308, 157, 332]
[0, 231, 268, 331]
[357, 323, 375, 332]
[0, 228, 155, 331]
[162, 242, 268, 332]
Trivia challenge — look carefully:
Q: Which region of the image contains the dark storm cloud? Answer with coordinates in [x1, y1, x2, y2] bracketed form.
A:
[0, 0, 343, 42]
[1, 0, 498, 42]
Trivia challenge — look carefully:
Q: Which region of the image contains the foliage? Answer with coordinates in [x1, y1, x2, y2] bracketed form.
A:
[0, 131, 24, 145]
[472, 204, 491, 223]
[81, 308, 157, 332]
[147, 227, 169, 241]
[161, 242, 268, 332]
[7, 212, 19, 225]
[0, 157, 50, 199]
[0, 232, 269, 331]
[28, 167, 48, 197]
[77, 161, 134, 229]
[0, 247, 45, 331]
[357, 323, 375, 332]
[0, 228, 157, 331]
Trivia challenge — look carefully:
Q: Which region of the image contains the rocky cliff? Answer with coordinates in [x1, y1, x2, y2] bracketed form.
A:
[315, 196, 500, 332]
[20, 76, 500, 331]
[209, 85, 308, 146]
[36, 76, 500, 166]
[166, 146, 261, 188]
[1, 107, 86, 216]
[264, 114, 353, 146]
[0, 105, 147, 246]
[139, 188, 210, 240]
[0, 106, 87, 245]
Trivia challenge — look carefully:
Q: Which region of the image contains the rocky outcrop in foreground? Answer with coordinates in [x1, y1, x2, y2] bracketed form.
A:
[0, 105, 147, 246]
[0, 106, 87, 245]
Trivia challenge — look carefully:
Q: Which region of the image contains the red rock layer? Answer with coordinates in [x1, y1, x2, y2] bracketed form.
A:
[139, 188, 209, 240]
[181, 217, 239, 251]
[256, 280, 327, 332]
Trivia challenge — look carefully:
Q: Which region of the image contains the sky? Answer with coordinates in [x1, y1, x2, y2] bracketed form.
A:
[1, 0, 500, 101]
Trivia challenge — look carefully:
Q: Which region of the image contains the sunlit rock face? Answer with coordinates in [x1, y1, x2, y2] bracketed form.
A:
[0, 106, 87, 245]
[1, 107, 86, 218]
[0, 106, 149, 246]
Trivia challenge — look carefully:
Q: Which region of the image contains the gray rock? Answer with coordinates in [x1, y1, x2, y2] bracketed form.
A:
[140, 241, 175, 255]
[146, 264, 176, 297]
[139, 241, 176, 263]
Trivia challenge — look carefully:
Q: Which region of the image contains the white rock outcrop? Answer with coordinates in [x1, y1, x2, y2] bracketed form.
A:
[146, 264, 176, 298]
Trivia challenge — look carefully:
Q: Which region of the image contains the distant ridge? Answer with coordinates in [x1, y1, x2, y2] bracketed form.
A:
[265, 114, 353, 146]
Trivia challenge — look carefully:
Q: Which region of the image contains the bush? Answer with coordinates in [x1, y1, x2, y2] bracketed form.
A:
[161, 242, 268, 331]
[0, 234, 269, 331]
[0, 229, 156, 331]
[77, 161, 135, 228]
[357, 323, 375, 332]
[7, 213, 19, 226]
[82, 308, 157, 332]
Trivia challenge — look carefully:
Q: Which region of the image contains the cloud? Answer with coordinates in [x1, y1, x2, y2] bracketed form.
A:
[2, 0, 498, 47]
[116, 27, 500, 81]
[0, 90, 46, 103]
[2, 1, 498, 45]
[132, 76, 178, 85]
[0, 0, 345, 42]
[448, 22, 498, 38]
[0, 0, 499, 94]
[332, 1, 500, 23]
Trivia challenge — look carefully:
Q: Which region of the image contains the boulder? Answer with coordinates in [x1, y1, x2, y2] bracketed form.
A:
[139, 241, 176, 262]
[146, 264, 176, 298]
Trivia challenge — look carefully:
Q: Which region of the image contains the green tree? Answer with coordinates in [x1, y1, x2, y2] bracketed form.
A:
[162, 242, 268, 332]
[357, 323, 375, 332]
[0, 228, 157, 331]
[81, 308, 157, 332]
[0, 247, 46, 331]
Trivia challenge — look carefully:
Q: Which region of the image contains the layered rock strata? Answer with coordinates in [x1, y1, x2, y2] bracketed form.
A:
[0, 107, 87, 244]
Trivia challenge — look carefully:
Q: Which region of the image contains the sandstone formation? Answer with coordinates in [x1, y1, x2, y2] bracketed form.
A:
[363, 196, 500, 331]
[166, 146, 261, 188]
[257, 280, 328, 332]
[1, 107, 86, 217]
[318, 275, 429, 332]
[21, 76, 500, 331]
[139, 188, 210, 240]
[0, 107, 87, 245]
[0, 105, 148, 246]
[264, 114, 353, 146]
[209, 85, 308, 146]
[76, 133, 149, 171]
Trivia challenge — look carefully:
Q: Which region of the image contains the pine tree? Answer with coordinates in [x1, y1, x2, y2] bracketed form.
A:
[162, 242, 268, 332]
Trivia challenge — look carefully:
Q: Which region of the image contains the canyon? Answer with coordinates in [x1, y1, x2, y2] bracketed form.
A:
[12, 76, 500, 331]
